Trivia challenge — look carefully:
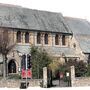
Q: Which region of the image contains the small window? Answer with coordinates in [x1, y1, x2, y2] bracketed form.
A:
[62, 35, 66, 45]
[44, 33, 48, 44]
[73, 43, 76, 48]
[17, 31, 21, 43]
[37, 33, 41, 44]
[25, 32, 29, 43]
[55, 34, 59, 45]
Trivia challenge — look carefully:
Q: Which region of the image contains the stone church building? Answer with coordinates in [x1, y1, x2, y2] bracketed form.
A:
[0, 4, 90, 75]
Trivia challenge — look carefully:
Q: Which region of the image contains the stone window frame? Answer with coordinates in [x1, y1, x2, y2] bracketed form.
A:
[44, 33, 48, 44]
[25, 32, 29, 43]
[37, 32, 41, 44]
[55, 34, 59, 45]
[17, 31, 21, 43]
[8, 59, 16, 73]
[62, 35, 66, 46]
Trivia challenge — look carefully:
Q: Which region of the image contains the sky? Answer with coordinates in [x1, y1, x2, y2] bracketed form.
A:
[0, 0, 90, 21]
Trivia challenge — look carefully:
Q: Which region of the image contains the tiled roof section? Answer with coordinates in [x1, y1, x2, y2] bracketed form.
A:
[0, 4, 72, 34]
[65, 17, 90, 53]
[41, 46, 78, 57]
[15, 45, 30, 54]
[15, 45, 77, 57]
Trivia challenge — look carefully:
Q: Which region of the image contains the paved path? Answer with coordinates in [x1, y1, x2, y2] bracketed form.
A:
[1, 87, 90, 90]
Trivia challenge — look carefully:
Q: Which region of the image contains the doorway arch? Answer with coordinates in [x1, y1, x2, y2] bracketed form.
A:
[8, 59, 16, 73]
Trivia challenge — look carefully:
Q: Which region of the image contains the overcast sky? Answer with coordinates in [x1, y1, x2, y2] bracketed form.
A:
[0, 0, 90, 21]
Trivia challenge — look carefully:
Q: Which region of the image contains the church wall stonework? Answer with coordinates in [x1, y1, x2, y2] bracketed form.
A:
[70, 36, 85, 60]
[0, 27, 86, 75]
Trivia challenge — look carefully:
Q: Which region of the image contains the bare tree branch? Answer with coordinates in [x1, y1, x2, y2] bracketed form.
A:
[0, 28, 16, 79]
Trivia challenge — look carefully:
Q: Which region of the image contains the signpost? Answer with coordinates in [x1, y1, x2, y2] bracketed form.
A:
[21, 54, 32, 88]
[26, 54, 28, 88]
[21, 54, 32, 78]
[60, 72, 64, 79]
[66, 72, 70, 86]
[59, 72, 64, 86]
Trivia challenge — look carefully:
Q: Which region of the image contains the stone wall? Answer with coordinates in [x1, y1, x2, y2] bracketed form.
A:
[0, 79, 20, 88]
[73, 77, 90, 87]
[29, 79, 42, 87]
[71, 66, 90, 87]
[0, 79, 42, 88]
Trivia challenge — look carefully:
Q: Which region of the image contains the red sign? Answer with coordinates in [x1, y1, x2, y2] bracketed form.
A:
[60, 73, 63, 78]
[21, 69, 32, 79]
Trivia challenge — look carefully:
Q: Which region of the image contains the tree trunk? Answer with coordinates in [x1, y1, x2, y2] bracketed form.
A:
[3, 55, 6, 80]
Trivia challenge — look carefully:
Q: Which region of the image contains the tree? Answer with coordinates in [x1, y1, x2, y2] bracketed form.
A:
[31, 46, 52, 79]
[67, 60, 87, 77]
[86, 64, 90, 76]
[0, 28, 15, 79]
[58, 60, 87, 77]
[75, 61, 87, 77]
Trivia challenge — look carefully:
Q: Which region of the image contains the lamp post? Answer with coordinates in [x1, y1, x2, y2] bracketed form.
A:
[19, 53, 28, 88]
[25, 54, 28, 88]
[17, 51, 23, 77]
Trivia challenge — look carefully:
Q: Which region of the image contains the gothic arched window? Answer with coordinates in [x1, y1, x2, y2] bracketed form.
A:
[17, 31, 21, 43]
[62, 35, 66, 45]
[55, 34, 59, 45]
[8, 60, 16, 73]
[44, 33, 48, 44]
[37, 33, 41, 44]
[25, 32, 29, 43]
